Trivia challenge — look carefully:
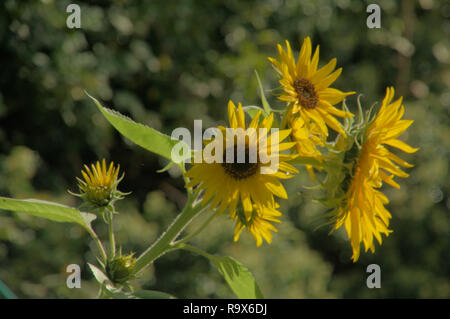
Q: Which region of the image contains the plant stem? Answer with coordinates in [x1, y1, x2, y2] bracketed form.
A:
[132, 194, 204, 274]
[179, 163, 193, 195]
[86, 226, 107, 264]
[173, 209, 217, 246]
[176, 243, 215, 260]
[107, 208, 116, 259]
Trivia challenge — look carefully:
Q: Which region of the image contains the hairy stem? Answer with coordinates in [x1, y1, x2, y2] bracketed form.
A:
[107, 208, 116, 259]
[132, 194, 204, 274]
[173, 209, 216, 246]
[86, 226, 107, 264]
[176, 243, 215, 260]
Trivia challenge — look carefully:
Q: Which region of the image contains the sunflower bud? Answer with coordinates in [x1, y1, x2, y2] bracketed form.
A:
[106, 252, 136, 285]
[70, 159, 128, 208]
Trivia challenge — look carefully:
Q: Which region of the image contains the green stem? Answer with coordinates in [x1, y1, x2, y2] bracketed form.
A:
[179, 163, 193, 195]
[176, 243, 215, 260]
[173, 209, 217, 246]
[132, 195, 204, 274]
[107, 208, 116, 259]
[97, 284, 104, 299]
[86, 226, 107, 264]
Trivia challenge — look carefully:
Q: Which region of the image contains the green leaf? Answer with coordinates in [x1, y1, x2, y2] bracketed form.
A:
[86, 92, 188, 162]
[88, 263, 125, 296]
[133, 290, 176, 299]
[211, 256, 264, 299]
[255, 70, 272, 115]
[181, 245, 264, 299]
[0, 197, 95, 231]
[88, 263, 110, 286]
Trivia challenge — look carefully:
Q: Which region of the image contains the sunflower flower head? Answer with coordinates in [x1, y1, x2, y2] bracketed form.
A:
[269, 37, 355, 139]
[323, 87, 419, 262]
[71, 159, 128, 209]
[185, 101, 298, 246]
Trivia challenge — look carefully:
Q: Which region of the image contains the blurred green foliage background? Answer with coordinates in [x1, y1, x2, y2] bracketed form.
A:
[0, 0, 448, 298]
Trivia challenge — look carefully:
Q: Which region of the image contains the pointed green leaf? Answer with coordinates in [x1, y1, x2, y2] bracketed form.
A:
[211, 256, 264, 299]
[133, 290, 176, 299]
[88, 263, 126, 297]
[86, 92, 188, 162]
[255, 70, 272, 115]
[0, 197, 95, 231]
[181, 245, 264, 299]
[88, 263, 110, 286]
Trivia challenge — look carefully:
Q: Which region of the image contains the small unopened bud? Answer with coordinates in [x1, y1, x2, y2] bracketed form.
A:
[106, 253, 136, 285]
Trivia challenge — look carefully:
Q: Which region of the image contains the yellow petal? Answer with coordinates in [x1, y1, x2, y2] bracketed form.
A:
[249, 110, 262, 129]
[314, 68, 342, 91]
[300, 108, 327, 137]
[318, 88, 355, 106]
[316, 107, 346, 135]
[297, 37, 312, 78]
[237, 102, 246, 129]
[384, 139, 419, 153]
[228, 100, 238, 128]
[318, 100, 354, 118]
[311, 58, 336, 83]
[308, 45, 320, 76]
[264, 177, 288, 199]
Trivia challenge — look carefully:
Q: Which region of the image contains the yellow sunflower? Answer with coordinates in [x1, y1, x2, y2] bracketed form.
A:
[269, 37, 355, 138]
[185, 101, 298, 245]
[333, 87, 419, 262]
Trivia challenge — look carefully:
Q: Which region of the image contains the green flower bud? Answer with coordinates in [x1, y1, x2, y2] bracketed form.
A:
[106, 253, 136, 285]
